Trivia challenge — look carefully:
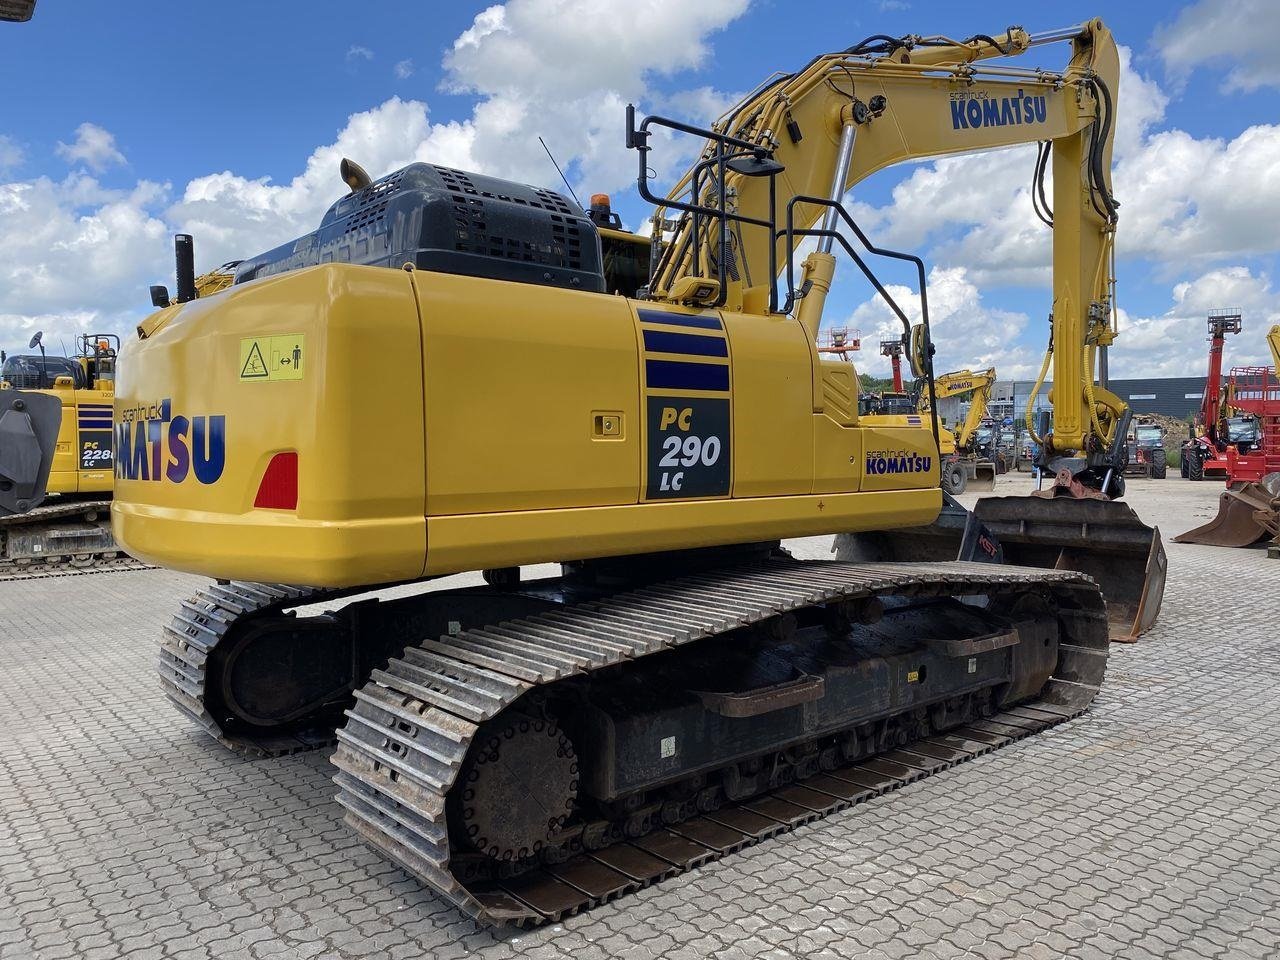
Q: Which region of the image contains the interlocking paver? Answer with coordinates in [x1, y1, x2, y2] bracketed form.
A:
[3, 477, 1280, 958]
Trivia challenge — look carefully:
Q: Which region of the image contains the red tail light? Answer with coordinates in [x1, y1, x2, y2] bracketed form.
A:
[254, 452, 298, 509]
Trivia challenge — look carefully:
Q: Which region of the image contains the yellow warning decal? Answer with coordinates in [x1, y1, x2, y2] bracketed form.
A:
[239, 335, 305, 382]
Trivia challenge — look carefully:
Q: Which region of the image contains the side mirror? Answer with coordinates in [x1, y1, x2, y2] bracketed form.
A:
[150, 285, 171, 308]
[28, 330, 42, 350]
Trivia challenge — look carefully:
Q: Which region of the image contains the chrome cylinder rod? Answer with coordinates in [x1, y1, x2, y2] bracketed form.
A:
[818, 121, 857, 253]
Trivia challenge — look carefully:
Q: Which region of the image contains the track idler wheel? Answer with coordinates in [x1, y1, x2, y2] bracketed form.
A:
[458, 716, 578, 862]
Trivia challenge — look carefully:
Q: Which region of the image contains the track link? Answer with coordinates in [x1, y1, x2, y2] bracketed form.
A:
[0, 499, 146, 579]
[158, 580, 349, 756]
[0, 552, 151, 581]
[331, 559, 1109, 926]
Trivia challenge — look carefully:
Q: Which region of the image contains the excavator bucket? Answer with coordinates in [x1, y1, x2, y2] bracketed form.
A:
[837, 495, 1167, 642]
[971, 460, 997, 492]
[1173, 474, 1280, 548]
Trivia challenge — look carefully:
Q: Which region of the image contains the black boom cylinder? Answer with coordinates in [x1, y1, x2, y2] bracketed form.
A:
[174, 233, 196, 304]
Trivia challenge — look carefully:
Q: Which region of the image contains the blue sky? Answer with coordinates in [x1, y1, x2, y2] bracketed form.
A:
[3, 0, 1279, 379]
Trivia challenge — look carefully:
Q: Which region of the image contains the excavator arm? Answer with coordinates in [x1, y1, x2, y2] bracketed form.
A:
[635, 20, 1121, 492]
[954, 372, 997, 451]
[916, 368, 996, 451]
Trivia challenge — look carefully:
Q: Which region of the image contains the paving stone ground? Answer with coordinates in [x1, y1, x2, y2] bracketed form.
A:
[2, 475, 1278, 960]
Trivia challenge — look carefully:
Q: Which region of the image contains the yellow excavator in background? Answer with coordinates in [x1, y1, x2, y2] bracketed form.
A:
[918, 368, 999, 494]
[110, 20, 1164, 926]
[0, 256, 237, 579]
[0, 333, 140, 575]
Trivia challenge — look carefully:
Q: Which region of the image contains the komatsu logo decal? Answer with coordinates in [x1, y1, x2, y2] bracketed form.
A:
[950, 88, 1047, 130]
[116, 398, 225, 484]
[866, 449, 932, 475]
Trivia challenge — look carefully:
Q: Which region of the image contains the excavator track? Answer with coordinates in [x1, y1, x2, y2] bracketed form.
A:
[331, 559, 1109, 926]
[158, 580, 354, 756]
[0, 499, 147, 579]
[0, 552, 150, 580]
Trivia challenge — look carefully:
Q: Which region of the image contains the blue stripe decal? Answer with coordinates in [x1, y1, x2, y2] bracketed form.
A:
[79, 419, 113, 427]
[637, 308, 722, 331]
[642, 330, 728, 358]
[79, 403, 112, 409]
[79, 416, 113, 424]
[645, 359, 730, 392]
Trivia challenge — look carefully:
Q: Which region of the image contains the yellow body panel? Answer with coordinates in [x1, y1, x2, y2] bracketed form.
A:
[420, 273, 640, 515]
[43, 383, 115, 495]
[114, 266, 428, 585]
[113, 264, 942, 587]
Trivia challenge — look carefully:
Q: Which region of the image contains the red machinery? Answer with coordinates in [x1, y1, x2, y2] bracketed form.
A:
[1222, 364, 1280, 483]
[1176, 324, 1280, 548]
[880, 337, 905, 392]
[817, 326, 861, 361]
[1182, 309, 1241, 481]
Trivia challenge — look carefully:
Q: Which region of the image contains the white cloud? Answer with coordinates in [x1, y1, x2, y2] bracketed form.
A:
[1, 0, 748, 352]
[394, 59, 414, 80]
[836, 266, 1043, 380]
[0, 172, 171, 348]
[1111, 266, 1280, 377]
[168, 97, 434, 269]
[54, 123, 125, 172]
[0, 135, 22, 173]
[430, 0, 749, 191]
[1116, 124, 1280, 266]
[1155, 0, 1280, 92]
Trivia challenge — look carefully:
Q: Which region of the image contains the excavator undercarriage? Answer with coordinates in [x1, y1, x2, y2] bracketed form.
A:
[0, 499, 142, 579]
[162, 554, 1108, 925]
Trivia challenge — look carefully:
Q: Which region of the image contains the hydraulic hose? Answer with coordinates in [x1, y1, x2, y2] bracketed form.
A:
[1025, 325, 1054, 445]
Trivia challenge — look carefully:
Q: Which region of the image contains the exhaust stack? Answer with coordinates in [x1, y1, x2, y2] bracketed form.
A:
[175, 234, 196, 304]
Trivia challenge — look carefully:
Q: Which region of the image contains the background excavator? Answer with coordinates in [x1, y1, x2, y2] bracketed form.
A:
[111, 20, 1163, 925]
[0, 333, 140, 575]
[0, 239, 243, 578]
[917, 367, 999, 495]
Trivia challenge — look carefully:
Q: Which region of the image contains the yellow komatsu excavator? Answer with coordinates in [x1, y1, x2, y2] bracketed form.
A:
[0, 333, 140, 575]
[918, 368, 999, 494]
[106, 20, 1165, 926]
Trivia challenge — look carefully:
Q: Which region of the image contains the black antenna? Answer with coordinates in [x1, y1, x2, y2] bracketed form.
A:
[59, 337, 68, 357]
[539, 136, 583, 208]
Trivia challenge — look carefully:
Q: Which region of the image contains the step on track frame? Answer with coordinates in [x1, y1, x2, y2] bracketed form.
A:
[330, 559, 1109, 926]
